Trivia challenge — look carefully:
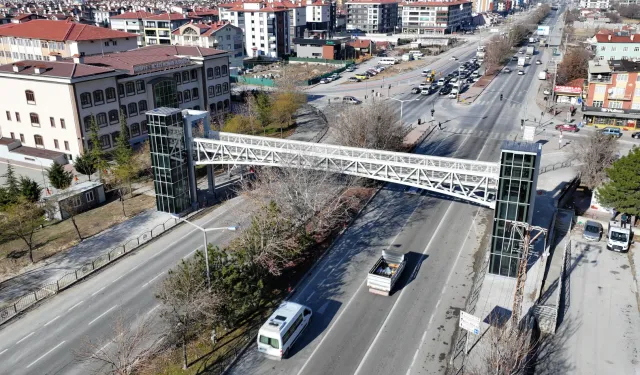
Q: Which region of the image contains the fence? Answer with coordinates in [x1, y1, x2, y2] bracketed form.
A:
[287, 57, 355, 66]
[230, 75, 275, 87]
[0, 216, 182, 326]
[539, 160, 574, 174]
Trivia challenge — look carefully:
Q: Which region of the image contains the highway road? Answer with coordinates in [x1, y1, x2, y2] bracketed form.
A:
[230, 9, 565, 375]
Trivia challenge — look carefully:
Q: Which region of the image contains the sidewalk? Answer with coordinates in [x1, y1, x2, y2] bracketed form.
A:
[0, 104, 329, 307]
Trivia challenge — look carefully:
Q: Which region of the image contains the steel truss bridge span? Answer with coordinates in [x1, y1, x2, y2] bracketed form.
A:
[193, 133, 500, 208]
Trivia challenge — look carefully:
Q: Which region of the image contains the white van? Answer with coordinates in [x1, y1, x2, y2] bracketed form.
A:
[257, 302, 312, 359]
[409, 50, 424, 58]
[379, 57, 398, 65]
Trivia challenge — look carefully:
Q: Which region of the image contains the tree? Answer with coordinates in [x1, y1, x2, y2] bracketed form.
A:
[596, 147, 640, 217]
[74, 152, 96, 181]
[113, 111, 136, 196]
[570, 132, 618, 190]
[616, 4, 640, 19]
[484, 36, 512, 74]
[132, 141, 152, 178]
[88, 115, 108, 182]
[254, 91, 272, 129]
[556, 48, 590, 85]
[2, 162, 20, 197]
[605, 11, 623, 22]
[156, 258, 222, 370]
[59, 198, 84, 242]
[270, 91, 304, 137]
[75, 310, 162, 375]
[222, 114, 253, 134]
[0, 198, 45, 263]
[47, 161, 73, 190]
[334, 100, 410, 151]
[19, 176, 41, 203]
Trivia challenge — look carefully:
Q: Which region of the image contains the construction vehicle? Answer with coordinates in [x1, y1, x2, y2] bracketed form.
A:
[424, 69, 435, 83]
[367, 250, 406, 296]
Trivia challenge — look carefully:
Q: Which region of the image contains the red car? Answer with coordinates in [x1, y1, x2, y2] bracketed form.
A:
[555, 124, 578, 132]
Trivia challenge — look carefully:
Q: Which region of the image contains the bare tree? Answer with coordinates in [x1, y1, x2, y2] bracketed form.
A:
[556, 48, 591, 85]
[333, 101, 410, 151]
[59, 198, 84, 242]
[0, 198, 45, 263]
[484, 36, 512, 74]
[570, 131, 618, 190]
[74, 310, 162, 375]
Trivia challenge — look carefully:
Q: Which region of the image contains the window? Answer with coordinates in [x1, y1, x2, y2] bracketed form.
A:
[25, 90, 35, 104]
[223, 82, 229, 93]
[632, 103, 640, 110]
[130, 122, 140, 136]
[214, 66, 221, 77]
[99, 134, 111, 149]
[106, 87, 116, 102]
[192, 87, 199, 99]
[84, 116, 92, 131]
[104, 41, 109, 47]
[221, 65, 228, 76]
[177, 91, 183, 103]
[19, 134, 24, 142]
[10, 132, 14, 139]
[216, 84, 222, 95]
[128, 102, 138, 116]
[141, 120, 148, 133]
[282, 314, 304, 345]
[118, 83, 125, 97]
[609, 100, 623, 109]
[174, 72, 182, 84]
[136, 80, 145, 93]
[5, 111, 9, 120]
[183, 90, 191, 102]
[50, 117, 55, 127]
[60, 118, 66, 129]
[617, 74, 628, 82]
[636, 47, 640, 52]
[54, 139, 59, 149]
[34, 134, 44, 147]
[126, 82, 135, 96]
[182, 71, 189, 83]
[15, 112, 20, 122]
[190, 69, 197, 81]
[109, 110, 119, 124]
[97, 113, 108, 127]
[623, 47, 628, 52]
[30, 113, 40, 126]
[595, 85, 606, 94]
[93, 90, 105, 104]
[80, 93, 92, 108]
[208, 86, 215, 97]
[64, 140, 70, 151]
[85, 191, 95, 203]
[207, 67, 214, 79]
[636, 88, 640, 97]
[139, 100, 148, 112]
[258, 335, 280, 349]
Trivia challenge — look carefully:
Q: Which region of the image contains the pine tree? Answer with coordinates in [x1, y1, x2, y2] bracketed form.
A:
[47, 162, 73, 190]
[73, 152, 96, 181]
[19, 177, 41, 202]
[2, 162, 20, 197]
[88, 115, 108, 181]
[597, 147, 640, 217]
[112, 110, 135, 199]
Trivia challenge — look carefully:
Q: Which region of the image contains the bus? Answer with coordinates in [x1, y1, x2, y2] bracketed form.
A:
[257, 302, 312, 359]
[379, 57, 398, 65]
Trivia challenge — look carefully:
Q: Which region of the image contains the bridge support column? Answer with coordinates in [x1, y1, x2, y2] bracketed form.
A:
[207, 165, 216, 196]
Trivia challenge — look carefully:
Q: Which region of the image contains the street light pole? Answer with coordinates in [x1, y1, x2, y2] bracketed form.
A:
[172, 215, 238, 293]
[389, 97, 420, 124]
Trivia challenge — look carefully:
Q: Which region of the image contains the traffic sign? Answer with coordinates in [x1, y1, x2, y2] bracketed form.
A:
[577, 97, 582, 105]
[523, 125, 535, 142]
[459, 311, 481, 335]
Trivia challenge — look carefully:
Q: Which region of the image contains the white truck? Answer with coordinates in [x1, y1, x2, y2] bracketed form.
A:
[538, 71, 546, 80]
[526, 46, 535, 56]
[518, 56, 526, 67]
[606, 220, 631, 252]
[367, 250, 406, 296]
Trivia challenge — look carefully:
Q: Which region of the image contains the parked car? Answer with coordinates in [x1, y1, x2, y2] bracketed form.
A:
[632, 132, 640, 139]
[582, 221, 603, 242]
[518, 70, 525, 75]
[555, 123, 578, 132]
[599, 127, 623, 138]
[342, 96, 362, 105]
[366, 69, 378, 76]
[320, 78, 329, 84]
[411, 87, 422, 94]
[543, 89, 551, 95]
[348, 77, 361, 82]
[345, 65, 356, 72]
[355, 73, 368, 80]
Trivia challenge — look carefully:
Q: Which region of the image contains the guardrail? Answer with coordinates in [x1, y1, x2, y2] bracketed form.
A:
[0, 216, 182, 326]
[539, 160, 574, 174]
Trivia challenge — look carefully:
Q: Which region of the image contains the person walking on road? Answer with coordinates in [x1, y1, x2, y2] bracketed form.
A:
[438, 122, 442, 130]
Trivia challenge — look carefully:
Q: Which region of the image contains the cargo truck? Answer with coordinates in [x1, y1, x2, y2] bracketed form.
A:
[606, 220, 631, 252]
[538, 71, 546, 80]
[518, 56, 526, 67]
[526, 46, 535, 56]
[367, 250, 406, 296]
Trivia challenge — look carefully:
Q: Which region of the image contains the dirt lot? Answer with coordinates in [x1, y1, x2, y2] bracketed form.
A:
[0, 192, 156, 281]
[245, 62, 337, 82]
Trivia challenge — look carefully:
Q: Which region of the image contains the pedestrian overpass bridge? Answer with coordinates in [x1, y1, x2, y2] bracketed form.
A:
[192, 132, 500, 208]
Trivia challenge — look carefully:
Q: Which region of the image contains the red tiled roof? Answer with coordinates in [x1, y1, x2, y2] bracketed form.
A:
[188, 9, 219, 16]
[142, 12, 188, 21]
[400, 0, 470, 6]
[595, 33, 640, 43]
[348, 39, 372, 48]
[0, 20, 136, 41]
[173, 22, 232, 36]
[0, 60, 116, 78]
[110, 11, 155, 19]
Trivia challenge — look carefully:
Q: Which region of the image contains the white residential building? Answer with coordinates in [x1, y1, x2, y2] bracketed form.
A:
[109, 11, 156, 47]
[306, 0, 332, 31]
[400, 0, 472, 35]
[172, 22, 245, 67]
[579, 0, 610, 9]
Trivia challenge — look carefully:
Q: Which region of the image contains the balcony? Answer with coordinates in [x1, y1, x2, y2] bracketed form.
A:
[588, 74, 612, 84]
[608, 93, 633, 101]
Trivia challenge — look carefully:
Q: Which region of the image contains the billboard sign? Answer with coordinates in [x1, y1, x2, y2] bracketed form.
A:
[554, 86, 582, 94]
[537, 25, 550, 36]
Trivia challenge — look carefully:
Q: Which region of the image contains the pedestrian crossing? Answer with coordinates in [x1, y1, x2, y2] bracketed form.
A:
[438, 127, 520, 141]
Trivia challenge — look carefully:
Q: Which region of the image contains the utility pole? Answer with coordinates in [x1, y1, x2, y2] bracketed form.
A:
[506, 221, 547, 326]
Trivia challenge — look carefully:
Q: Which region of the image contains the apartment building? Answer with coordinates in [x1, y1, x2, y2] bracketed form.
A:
[142, 13, 191, 46]
[584, 59, 640, 129]
[0, 45, 231, 162]
[220, 2, 291, 58]
[306, 0, 333, 31]
[400, 0, 472, 35]
[110, 11, 156, 47]
[346, 0, 399, 34]
[579, 0, 609, 9]
[94, 9, 121, 27]
[172, 22, 245, 67]
[593, 30, 640, 61]
[0, 20, 137, 65]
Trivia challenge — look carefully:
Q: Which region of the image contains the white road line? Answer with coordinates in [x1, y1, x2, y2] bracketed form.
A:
[306, 291, 316, 302]
[91, 286, 106, 296]
[67, 300, 84, 312]
[44, 315, 60, 327]
[405, 208, 482, 375]
[97, 341, 112, 354]
[147, 304, 161, 316]
[16, 332, 34, 344]
[26, 341, 65, 369]
[408, 330, 429, 375]
[0, 349, 7, 356]
[141, 272, 164, 288]
[182, 248, 199, 260]
[129, 264, 141, 272]
[88, 305, 118, 326]
[353, 203, 456, 375]
[111, 274, 125, 284]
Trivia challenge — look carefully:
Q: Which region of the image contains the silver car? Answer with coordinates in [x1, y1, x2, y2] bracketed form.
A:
[583, 221, 603, 242]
